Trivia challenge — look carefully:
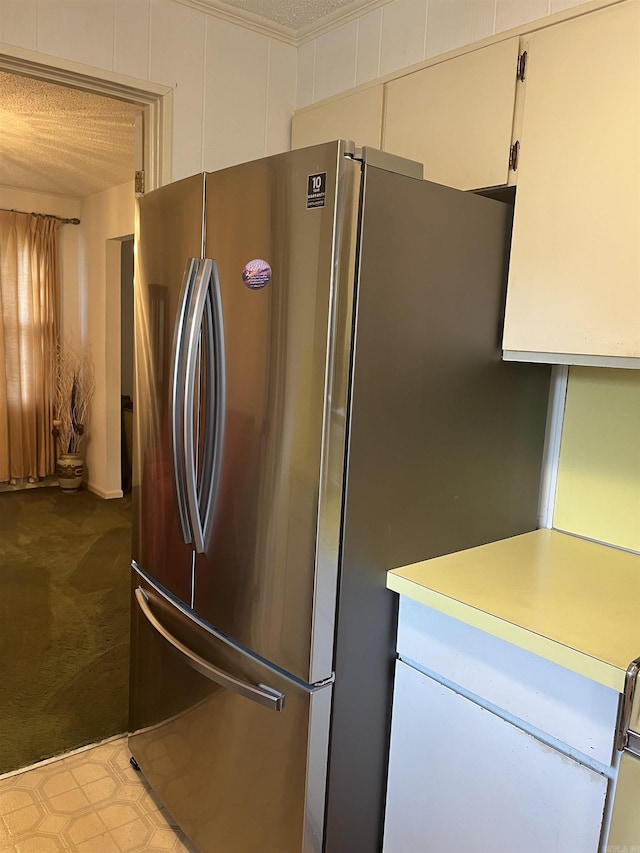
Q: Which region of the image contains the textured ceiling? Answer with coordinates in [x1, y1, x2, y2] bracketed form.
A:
[210, 0, 370, 29]
[0, 72, 137, 200]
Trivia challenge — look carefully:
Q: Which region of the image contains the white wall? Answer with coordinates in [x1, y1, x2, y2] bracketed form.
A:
[296, 0, 589, 107]
[0, 0, 297, 180]
[78, 180, 134, 499]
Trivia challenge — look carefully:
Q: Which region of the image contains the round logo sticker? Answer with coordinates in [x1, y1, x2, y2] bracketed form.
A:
[242, 259, 272, 290]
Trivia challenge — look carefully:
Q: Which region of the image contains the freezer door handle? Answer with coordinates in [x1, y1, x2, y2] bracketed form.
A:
[135, 588, 285, 712]
[169, 258, 201, 545]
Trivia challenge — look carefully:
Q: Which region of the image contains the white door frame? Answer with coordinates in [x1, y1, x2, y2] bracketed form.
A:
[0, 42, 173, 191]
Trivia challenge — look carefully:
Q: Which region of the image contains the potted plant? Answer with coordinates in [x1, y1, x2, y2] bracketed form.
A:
[52, 341, 95, 492]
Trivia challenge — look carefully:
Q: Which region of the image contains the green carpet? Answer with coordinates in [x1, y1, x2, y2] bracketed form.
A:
[0, 487, 132, 775]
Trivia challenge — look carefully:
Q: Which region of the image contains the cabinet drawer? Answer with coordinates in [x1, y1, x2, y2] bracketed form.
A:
[384, 660, 609, 853]
[396, 596, 619, 765]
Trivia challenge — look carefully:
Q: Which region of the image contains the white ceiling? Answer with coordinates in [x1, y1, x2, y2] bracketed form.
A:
[0, 72, 137, 200]
[202, 0, 376, 31]
[0, 0, 379, 200]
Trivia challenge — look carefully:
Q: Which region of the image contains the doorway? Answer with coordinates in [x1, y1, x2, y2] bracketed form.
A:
[0, 48, 170, 774]
[0, 49, 170, 497]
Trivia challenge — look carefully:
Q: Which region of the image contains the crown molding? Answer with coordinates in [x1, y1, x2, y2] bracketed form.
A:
[173, 0, 392, 46]
[295, 0, 390, 43]
[173, 0, 298, 44]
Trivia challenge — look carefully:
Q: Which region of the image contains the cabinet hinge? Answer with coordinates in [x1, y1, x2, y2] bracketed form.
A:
[509, 140, 520, 172]
[516, 50, 527, 82]
[135, 170, 145, 195]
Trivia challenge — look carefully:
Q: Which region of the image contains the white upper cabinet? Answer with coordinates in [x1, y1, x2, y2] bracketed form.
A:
[503, 0, 640, 366]
[291, 86, 384, 150]
[382, 38, 520, 190]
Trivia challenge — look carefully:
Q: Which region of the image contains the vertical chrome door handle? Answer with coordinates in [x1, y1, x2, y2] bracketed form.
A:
[197, 267, 226, 552]
[183, 259, 225, 554]
[169, 258, 200, 545]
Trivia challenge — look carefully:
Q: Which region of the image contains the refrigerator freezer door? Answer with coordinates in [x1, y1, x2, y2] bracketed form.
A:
[195, 142, 361, 684]
[128, 573, 332, 853]
[133, 174, 205, 606]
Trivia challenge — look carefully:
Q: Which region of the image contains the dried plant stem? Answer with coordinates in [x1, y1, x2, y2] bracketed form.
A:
[53, 342, 95, 455]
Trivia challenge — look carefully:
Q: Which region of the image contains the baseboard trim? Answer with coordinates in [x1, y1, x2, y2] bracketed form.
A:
[86, 482, 124, 500]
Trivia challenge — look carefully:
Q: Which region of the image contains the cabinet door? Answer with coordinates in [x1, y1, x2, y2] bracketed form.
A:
[291, 86, 383, 150]
[382, 38, 519, 190]
[383, 661, 608, 853]
[503, 0, 640, 364]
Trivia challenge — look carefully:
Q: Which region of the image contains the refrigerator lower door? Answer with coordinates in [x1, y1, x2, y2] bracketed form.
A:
[128, 574, 331, 853]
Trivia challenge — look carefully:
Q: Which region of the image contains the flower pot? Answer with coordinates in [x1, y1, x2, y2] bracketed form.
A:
[56, 453, 83, 492]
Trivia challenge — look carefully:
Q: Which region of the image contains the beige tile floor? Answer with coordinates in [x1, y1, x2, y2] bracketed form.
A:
[0, 737, 198, 852]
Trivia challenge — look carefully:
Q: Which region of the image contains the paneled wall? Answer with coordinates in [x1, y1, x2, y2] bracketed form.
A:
[296, 0, 589, 108]
[0, 0, 297, 180]
[554, 368, 640, 552]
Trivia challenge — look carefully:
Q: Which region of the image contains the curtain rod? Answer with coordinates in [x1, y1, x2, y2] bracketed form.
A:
[0, 207, 81, 225]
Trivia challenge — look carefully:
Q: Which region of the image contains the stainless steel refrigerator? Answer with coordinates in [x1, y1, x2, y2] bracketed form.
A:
[129, 140, 550, 853]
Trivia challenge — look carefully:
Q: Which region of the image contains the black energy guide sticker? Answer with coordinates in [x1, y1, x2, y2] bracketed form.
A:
[307, 172, 327, 209]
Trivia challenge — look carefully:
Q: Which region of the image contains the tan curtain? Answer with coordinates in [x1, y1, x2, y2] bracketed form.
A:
[0, 211, 61, 482]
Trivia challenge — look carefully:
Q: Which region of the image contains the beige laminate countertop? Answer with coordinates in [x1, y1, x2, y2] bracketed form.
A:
[387, 529, 639, 692]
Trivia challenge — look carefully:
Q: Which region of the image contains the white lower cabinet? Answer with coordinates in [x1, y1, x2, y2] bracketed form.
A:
[383, 660, 609, 853]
